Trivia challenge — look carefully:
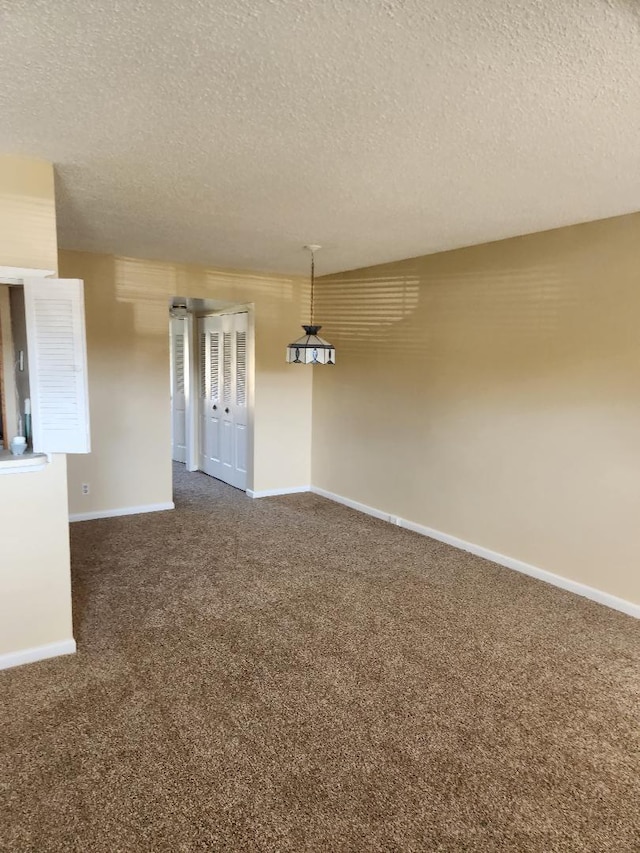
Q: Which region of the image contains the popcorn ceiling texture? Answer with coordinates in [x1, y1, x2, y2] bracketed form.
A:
[1, 0, 639, 274]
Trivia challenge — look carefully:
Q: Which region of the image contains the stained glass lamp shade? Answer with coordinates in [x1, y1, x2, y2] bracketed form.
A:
[286, 325, 335, 364]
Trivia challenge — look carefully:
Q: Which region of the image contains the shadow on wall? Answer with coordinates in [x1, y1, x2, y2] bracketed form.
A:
[314, 218, 637, 385]
[0, 191, 57, 271]
[316, 262, 576, 361]
[82, 255, 167, 422]
[113, 257, 178, 336]
[112, 256, 300, 329]
[57, 252, 173, 514]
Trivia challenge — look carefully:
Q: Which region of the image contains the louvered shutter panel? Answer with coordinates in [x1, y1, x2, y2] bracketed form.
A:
[222, 332, 232, 405]
[174, 327, 185, 394]
[200, 331, 207, 397]
[23, 278, 91, 454]
[236, 331, 247, 407]
[210, 333, 220, 400]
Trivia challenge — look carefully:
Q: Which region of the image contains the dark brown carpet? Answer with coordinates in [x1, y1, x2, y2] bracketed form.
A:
[1, 464, 639, 852]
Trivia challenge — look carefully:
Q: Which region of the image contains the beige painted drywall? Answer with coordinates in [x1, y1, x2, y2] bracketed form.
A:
[0, 156, 57, 271]
[0, 156, 74, 659]
[60, 251, 312, 515]
[0, 455, 74, 653]
[312, 212, 640, 607]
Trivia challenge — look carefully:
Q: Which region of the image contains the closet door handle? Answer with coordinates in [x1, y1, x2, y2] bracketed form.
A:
[212, 404, 217, 410]
[225, 407, 230, 414]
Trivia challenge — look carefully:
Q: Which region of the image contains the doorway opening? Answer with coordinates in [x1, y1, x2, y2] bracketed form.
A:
[169, 297, 254, 493]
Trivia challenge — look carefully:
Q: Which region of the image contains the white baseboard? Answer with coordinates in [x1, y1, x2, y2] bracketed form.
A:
[69, 501, 175, 522]
[312, 487, 391, 522]
[0, 638, 76, 671]
[311, 487, 640, 620]
[247, 485, 310, 499]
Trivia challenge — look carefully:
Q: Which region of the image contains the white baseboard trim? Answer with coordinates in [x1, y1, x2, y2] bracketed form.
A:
[311, 487, 391, 522]
[69, 501, 175, 522]
[311, 487, 640, 620]
[0, 638, 76, 671]
[247, 485, 311, 499]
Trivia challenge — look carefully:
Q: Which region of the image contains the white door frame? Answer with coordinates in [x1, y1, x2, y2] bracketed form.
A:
[185, 311, 199, 472]
[245, 305, 256, 494]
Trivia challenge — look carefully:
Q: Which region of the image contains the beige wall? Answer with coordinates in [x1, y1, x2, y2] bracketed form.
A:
[1, 456, 74, 653]
[0, 156, 57, 271]
[60, 251, 312, 515]
[312, 213, 640, 606]
[0, 156, 74, 659]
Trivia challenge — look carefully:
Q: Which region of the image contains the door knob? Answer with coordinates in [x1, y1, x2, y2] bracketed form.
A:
[212, 404, 217, 410]
[225, 407, 230, 414]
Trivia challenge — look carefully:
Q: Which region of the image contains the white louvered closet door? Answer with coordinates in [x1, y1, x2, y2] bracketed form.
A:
[198, 316, 223, 481]
[198, 312, 248, 490]
[170, 317, 187, 463]
[23, 278, 90, 454]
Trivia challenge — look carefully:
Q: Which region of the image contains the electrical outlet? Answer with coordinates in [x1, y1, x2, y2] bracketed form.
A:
[81, 483, 90, 496]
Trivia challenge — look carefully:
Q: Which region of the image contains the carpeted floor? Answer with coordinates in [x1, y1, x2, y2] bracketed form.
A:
[1, 464, 639, 852]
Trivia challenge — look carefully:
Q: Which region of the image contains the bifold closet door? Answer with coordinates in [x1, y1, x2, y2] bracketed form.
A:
[170, 317, 187, 463]
[198, 316, 223, 481]
[198, 312, 248, 490]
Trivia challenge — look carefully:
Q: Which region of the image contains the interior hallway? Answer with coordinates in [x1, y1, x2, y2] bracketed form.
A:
[1, 464, 638, 852]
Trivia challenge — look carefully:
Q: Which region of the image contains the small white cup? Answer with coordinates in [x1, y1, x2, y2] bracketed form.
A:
[10, 436, 27, 456]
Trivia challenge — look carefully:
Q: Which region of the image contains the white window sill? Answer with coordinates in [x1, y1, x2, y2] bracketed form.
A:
[0, 449, 50, 474]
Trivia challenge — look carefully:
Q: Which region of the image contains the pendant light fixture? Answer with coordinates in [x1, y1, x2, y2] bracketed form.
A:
[286, 245, 335, 365]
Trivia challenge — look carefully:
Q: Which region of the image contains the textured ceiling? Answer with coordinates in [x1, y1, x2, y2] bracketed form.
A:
[1, 0, 639, 275]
